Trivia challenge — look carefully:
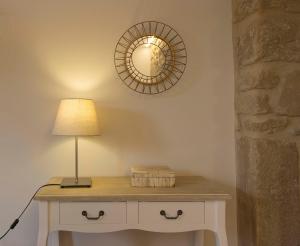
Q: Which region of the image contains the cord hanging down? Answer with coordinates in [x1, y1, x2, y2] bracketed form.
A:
[0, 183, 60, 240]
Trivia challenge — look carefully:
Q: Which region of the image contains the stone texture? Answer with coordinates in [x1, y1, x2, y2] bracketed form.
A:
[238, 67, 280, 91]
[236, 17, 300, 66]
[233, 0, 300, 22]
[242, 116, 288, 133]
[237, 137, 300, 246]
[233, 0, 281, 22]
[236, 115, 242, 131]
[286, 0, 300, 13]
[276, 70, 300, 116]
[236, 137, 257, 246]
[236, 92, 271, 114]
[233, 2, 300, 245]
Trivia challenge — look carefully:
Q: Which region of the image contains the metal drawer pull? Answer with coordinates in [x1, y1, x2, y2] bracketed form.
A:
[160, 210, 183, 219]
[81, 210, 104, 220]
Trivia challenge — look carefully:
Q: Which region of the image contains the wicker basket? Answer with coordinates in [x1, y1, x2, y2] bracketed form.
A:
[131, 166, 176, 187]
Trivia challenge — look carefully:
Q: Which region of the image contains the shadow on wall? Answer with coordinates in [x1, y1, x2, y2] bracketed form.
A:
[93, 106, 165, 158]
[44, 105, 165, 177]
[44, 104, 199, 177]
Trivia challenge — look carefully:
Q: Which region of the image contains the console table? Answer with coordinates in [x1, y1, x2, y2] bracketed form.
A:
[35, 176, 231, 246]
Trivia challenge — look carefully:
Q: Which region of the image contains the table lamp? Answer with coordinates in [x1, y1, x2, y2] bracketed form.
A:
[53, 98, 100, 188]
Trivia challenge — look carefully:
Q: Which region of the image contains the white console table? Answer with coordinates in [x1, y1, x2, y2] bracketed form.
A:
[35, 176, 231, 246]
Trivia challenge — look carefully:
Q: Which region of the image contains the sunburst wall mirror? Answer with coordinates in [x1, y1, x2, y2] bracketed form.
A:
[114, 21, 187, 94]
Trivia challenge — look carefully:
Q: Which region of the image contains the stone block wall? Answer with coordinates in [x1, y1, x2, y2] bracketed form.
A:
[232, 1, 300, 245]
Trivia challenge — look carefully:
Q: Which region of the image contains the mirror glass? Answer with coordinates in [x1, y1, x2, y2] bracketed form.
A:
[132, 37, 167, 77]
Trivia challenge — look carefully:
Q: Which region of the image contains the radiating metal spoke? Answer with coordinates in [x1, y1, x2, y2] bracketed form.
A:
[114, 21, 187, 94]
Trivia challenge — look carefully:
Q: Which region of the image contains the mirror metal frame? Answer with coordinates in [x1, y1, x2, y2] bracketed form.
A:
[114, 21, 187, 94]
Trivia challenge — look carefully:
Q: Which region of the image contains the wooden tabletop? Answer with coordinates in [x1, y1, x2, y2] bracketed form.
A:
[34, 176, 231, 202]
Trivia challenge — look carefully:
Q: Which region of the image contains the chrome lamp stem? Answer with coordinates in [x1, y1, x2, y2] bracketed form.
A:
[60, 136, 92, 188]
[75, 136, 79, 184]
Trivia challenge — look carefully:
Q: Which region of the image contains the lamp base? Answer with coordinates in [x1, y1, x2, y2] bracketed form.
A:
[60, 177, 92, 188]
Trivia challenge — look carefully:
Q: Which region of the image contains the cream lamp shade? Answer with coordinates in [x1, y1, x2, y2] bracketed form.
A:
[53, 98, 100, 136]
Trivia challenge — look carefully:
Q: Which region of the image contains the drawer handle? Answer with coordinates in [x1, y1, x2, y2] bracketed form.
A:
[160, 210, 183, 220]
[81, 210, 105, 220]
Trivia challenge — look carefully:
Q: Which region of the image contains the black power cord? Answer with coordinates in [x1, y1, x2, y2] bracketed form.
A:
[0, 183, 60, 240]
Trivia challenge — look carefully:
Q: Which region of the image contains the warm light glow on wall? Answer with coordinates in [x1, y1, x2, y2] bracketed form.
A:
[44, 59, 105, 91]
[53, 68, 102, 91]
[34, 35, 108, 92]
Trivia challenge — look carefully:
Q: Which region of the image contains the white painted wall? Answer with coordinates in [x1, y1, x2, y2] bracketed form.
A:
[0, 0, 236, 245]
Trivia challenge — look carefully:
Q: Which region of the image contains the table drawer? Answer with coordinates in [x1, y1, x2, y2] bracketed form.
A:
[138, 202, 205, 226]
[59, 202, 127, 225]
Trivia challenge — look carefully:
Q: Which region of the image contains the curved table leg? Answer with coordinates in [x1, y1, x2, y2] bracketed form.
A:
[194, 230, 204, 246]
[213, 229, 228, 246]
[212, 201, 228, 246]
[48, 231, 60, 246]
[37, 201, 49, 246]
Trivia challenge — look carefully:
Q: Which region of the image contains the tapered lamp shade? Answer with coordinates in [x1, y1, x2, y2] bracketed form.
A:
[53, 99, 100, 136]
